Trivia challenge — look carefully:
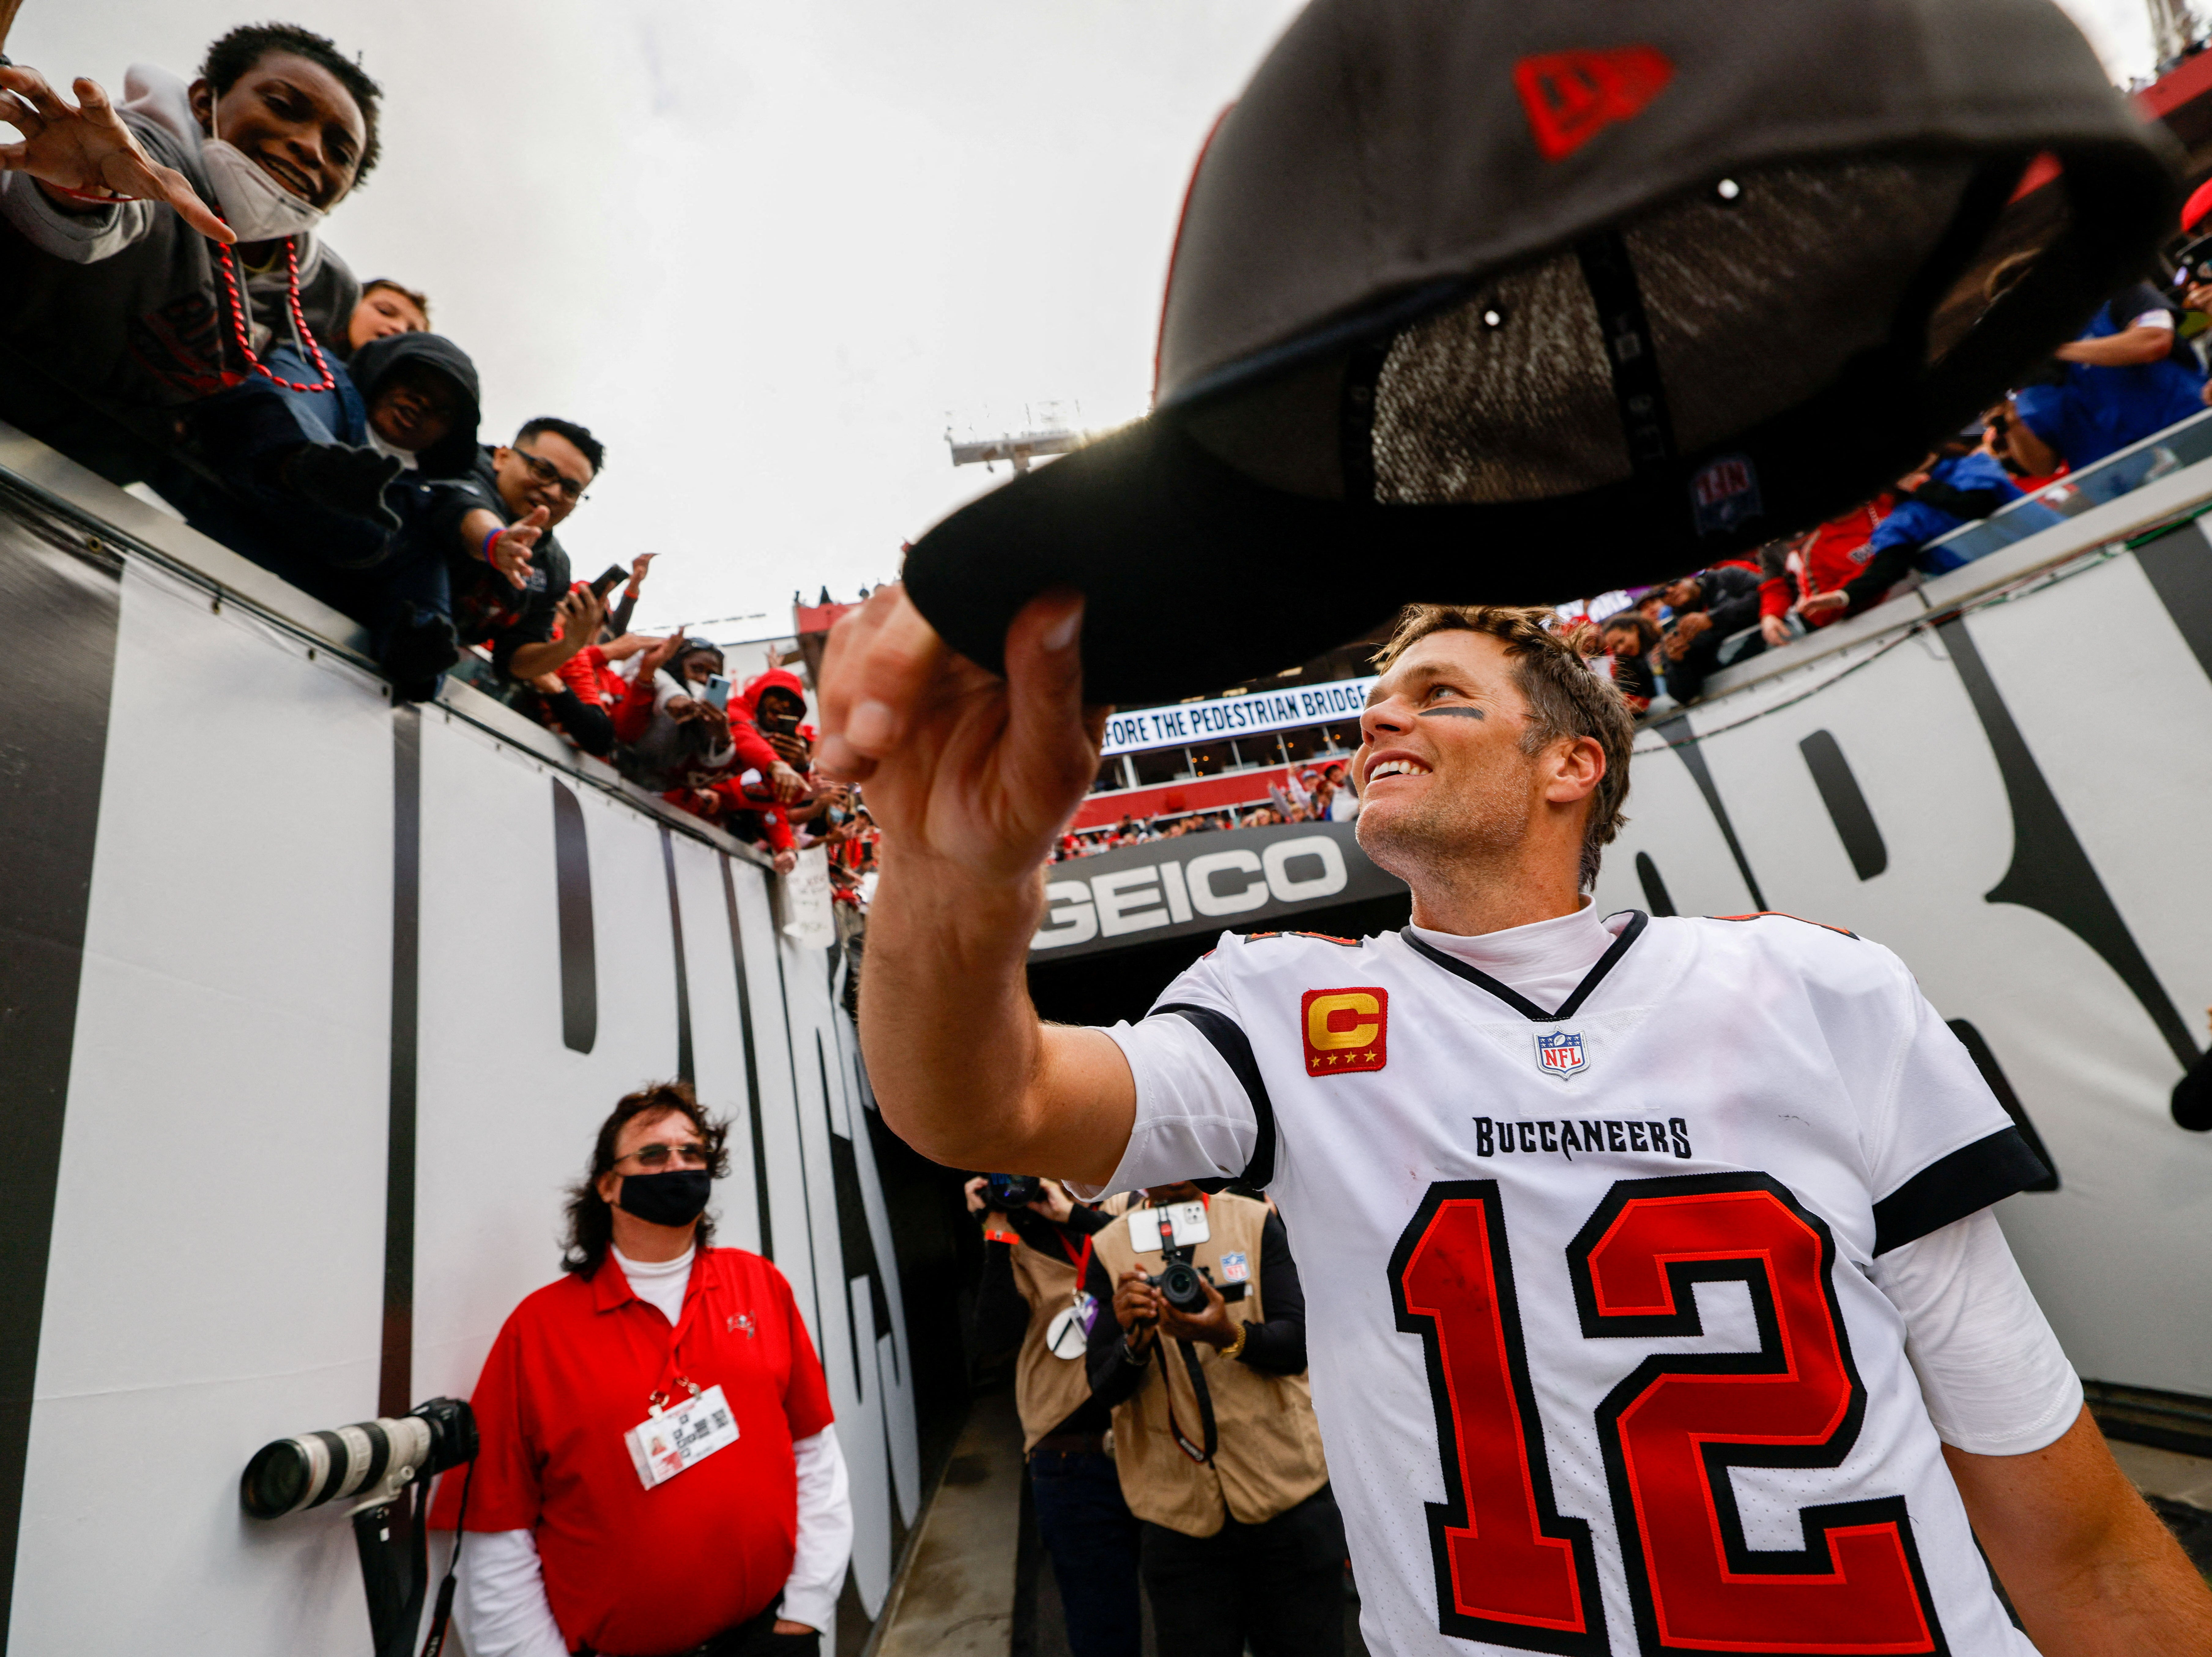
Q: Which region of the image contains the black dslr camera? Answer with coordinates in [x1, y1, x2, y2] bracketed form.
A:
[243, 1397, 478, 1657]
[985, 1172, 1042, 1208]
[1145, 1251, 1213, 1315]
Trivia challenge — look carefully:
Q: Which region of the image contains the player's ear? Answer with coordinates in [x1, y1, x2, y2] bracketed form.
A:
[1543, 734, 1605, 805]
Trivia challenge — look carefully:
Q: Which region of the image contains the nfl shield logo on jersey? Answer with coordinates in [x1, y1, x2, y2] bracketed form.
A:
[1533, 1029, 1587, 1079]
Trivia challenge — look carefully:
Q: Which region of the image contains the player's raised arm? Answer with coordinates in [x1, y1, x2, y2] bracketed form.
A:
[816, 585, 1134, 1184]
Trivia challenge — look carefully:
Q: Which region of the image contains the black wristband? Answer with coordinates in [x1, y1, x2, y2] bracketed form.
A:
[1119, 1332, 1152, 1367]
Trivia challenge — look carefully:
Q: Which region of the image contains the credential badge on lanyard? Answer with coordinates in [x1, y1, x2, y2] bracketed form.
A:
[1044, 1230, 1097, 1360]
[624, 1376, 740, 1490]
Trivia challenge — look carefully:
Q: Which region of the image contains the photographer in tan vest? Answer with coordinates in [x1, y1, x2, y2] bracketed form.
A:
[968, 1176, 1141, 1657]
[1081, 1183, 1344, 1657]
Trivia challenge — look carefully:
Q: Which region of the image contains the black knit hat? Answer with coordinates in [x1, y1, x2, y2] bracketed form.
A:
[904, 0, 2177, 703]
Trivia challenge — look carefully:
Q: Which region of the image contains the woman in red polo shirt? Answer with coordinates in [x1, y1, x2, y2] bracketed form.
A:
[434, 1083, 850, 1657]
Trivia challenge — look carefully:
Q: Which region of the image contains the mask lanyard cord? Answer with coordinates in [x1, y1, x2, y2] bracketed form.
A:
[206, 102, 337, 393]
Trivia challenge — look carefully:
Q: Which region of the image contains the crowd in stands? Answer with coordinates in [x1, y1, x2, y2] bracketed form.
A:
[1588, 246, 2212, 713]
[1053, 759, 1359, 860]
[14, 22, 2212, 851]
[0, 22, 889, 890]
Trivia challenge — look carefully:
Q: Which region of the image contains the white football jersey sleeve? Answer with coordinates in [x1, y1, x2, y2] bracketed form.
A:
[1096, 912, 2060, 1657]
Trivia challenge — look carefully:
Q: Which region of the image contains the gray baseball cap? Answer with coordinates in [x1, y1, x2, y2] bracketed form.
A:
[903, 0, 2177, 703]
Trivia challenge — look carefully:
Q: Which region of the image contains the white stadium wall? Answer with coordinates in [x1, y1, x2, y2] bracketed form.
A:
[0, 459, 920, 1655]
[1589, 515, 2212, 1399]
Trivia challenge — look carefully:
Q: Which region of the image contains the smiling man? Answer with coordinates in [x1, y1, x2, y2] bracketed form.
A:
[426, 416, 610, 685]
[820, 588, 2212, 1657]
[0, 23, 379, 479]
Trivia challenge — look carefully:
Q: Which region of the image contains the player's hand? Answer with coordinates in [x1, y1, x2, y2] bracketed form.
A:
[1113, 1268, 1160, 1350]
[1157, 1274, 1240, 1350]
[0, 68, 234, 243]
[814, 585, 1106, 886]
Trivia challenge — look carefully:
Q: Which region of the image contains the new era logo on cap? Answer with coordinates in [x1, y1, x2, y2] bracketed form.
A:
[1514, 46, 1674, 162]
[1302, 987, 1388, 1077]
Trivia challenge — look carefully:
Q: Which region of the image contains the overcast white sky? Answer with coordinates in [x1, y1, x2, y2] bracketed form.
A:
[11, 0, 2178, 638]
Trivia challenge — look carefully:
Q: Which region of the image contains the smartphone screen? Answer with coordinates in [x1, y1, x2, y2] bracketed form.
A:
[705, 674, 731, 711]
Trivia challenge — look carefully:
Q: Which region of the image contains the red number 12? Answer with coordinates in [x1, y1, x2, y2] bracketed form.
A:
[1390, 1175, 1946, 1656]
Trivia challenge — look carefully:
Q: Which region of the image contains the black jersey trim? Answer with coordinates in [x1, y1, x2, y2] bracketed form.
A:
[1871, 1126, 2051, 1255]
[1156, 1003, 1277, 1189]
[1400, 911, 1650, 1024]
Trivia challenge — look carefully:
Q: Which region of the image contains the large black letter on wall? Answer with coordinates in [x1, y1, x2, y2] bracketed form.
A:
[551, 779, 596, 1054]
[0, 504, 121, 1649]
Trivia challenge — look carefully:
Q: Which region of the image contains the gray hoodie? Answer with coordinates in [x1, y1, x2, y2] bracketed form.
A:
[0, 65, 357, 425]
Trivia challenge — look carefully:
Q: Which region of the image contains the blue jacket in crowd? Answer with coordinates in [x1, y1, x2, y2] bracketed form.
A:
[2013, 284, 2206, 470]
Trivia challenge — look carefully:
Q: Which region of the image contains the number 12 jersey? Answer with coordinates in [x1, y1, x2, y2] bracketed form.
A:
[1095, 910, 2057, 1657]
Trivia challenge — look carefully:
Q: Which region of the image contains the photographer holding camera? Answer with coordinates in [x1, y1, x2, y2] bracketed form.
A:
[968, 1174, 1143, 1657]
[1080, 1183, 1344, 1657]
[430, 1082, 852, 1657]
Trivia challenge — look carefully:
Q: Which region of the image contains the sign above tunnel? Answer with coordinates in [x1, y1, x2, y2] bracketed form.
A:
[1100, 678, 1379, 756]
[1030, 821, 1407, 961]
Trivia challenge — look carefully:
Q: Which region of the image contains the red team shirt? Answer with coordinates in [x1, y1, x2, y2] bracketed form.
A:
[434, 1247, 835, 1655]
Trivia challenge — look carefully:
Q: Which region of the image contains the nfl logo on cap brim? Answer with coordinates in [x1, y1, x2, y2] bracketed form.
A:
[1535, 1029, 1587, 1079]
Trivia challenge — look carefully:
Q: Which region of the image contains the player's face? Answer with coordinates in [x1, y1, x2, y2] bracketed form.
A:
[1353, 631, 1548, 879]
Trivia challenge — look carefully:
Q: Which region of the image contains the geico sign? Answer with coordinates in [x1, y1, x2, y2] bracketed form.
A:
[1034, 835, 1349, 949]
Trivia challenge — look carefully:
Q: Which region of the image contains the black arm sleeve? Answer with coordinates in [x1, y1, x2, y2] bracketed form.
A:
[1903, 481, 2010, 520]
[1005, 1204, 1112, 1255]
[488, 546, 573, 678]
[539, 688, 614, 758]
[972, 1237, 1029, 1361]
[1701, 567, 1766, 637]
[1841, 542, 1919, 615]
[1235, 1211, 1308, 1375]
[608, 589, 638, 636]
[1084, 1251, 1151, 1410]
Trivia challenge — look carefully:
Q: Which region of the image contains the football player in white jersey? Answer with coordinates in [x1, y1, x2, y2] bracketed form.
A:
[817, 587, 2212, 1656]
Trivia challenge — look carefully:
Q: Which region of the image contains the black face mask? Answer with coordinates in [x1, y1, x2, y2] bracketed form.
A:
[617, 1169, 712, 1228]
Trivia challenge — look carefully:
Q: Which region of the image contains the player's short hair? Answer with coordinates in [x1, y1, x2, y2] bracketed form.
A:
[1372, 604, 1634, 890]
[200, 23, 383, 183]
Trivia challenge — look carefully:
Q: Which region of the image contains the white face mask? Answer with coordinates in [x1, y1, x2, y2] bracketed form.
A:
[200, 105, 327, 243]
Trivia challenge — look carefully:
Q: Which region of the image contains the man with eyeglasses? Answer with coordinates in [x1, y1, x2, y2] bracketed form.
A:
[434, 1080, 852, 1657]
[429, 414, 614, 685]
